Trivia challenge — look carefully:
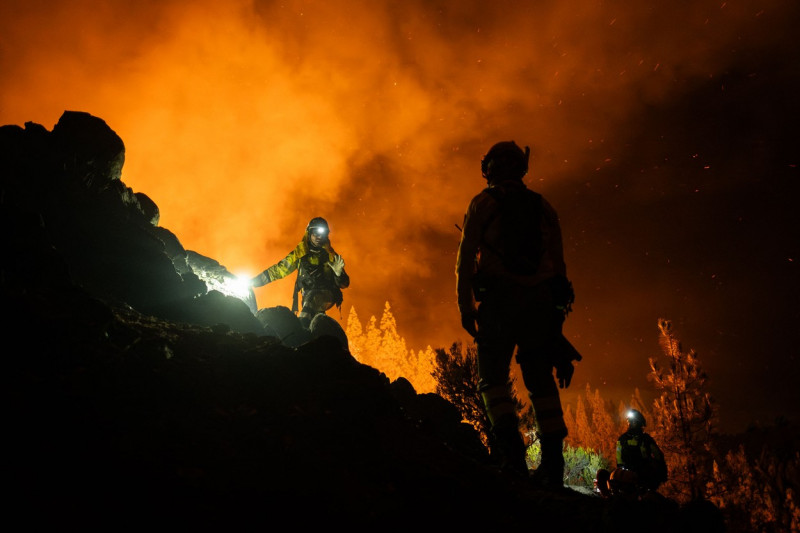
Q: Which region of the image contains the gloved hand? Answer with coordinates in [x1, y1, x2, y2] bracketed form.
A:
[555, 361, 574, 389]
[250, 272, 270, 288]
[550, 334, 581, 388]
[460, 310, 478, 338]
[330, 254, 345, 276]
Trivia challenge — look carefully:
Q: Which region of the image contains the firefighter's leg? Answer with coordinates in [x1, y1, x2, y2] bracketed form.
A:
[297, 291, 314, 328]
[298, 291, 331, 329]
[515, 299, 568, 487]
[476, 310, 527, 476]
[479, 381, 528, 476]
[532, 432, 566, 488]
[518, 352, 567, 487]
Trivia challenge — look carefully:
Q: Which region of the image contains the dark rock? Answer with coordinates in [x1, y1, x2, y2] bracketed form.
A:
[309, 311, 349, 350]
[152, 225, 192, 274]
[51, 110, 125, 188]
[256, 305, 311, 347]
[153, 289, 267, 337]
[135, 191, 160, 225]
[185, 250, 258, 314]
[1, 111, 202, 314]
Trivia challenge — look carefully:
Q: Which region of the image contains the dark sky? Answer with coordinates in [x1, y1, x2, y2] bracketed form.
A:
[2, 0, 797, 433]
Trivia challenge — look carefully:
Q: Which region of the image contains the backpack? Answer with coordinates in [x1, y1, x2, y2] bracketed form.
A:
[482, 185, 544, 275]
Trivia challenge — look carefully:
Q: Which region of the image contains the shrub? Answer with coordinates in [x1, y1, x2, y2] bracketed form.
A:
[526, 441, 611, 488]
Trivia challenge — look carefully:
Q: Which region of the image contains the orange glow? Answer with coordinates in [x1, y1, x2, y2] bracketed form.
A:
[2, 0, 796, 432]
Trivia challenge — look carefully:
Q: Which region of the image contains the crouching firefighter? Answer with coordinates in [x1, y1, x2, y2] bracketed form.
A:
[251, 217, 350, 328]
[595, 409, 668, 498]
[455, 140, 582, 488]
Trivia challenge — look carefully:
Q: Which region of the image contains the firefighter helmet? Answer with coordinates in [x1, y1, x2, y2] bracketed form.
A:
[306, 217, 329, 237]
[626, 409, 646, 427]
[481, 141, 530, 181]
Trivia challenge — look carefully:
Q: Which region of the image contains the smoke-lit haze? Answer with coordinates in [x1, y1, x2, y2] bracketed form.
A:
[2, 0, 797, 433]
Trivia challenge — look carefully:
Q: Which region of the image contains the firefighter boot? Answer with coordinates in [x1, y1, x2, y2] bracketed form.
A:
[530, 434, 565, 488]
[492, 421, 529, 478]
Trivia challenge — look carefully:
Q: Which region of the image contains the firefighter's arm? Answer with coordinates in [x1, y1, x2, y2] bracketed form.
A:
[251, 246, 301, 287]
[456, 211, 480, 337]
[250, 270, 271, 287]
[647, 436, 669, 482]
[649, 436, 666, 461]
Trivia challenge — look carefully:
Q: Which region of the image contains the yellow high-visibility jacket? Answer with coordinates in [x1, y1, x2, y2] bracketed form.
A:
[252, 230, 349, 312]
[615, 429, 668, 488]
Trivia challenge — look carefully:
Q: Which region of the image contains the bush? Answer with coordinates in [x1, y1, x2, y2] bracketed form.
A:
[564, 444, 612, 488]
[525, 441, 611, 488]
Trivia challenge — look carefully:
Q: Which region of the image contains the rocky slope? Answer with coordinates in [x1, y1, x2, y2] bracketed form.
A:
[1, 111, 721, 531]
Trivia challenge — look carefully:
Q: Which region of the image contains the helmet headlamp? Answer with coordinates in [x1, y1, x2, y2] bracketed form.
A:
[306, 217, 330, 237]
[625, 409, 646, 427]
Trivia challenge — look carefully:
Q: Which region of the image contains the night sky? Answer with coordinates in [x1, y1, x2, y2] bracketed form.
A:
[2, 0, 797, 434]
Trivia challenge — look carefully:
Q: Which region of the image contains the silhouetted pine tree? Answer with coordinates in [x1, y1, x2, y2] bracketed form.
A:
[376, 302, 409, 381]
[649, 318, 717, 503]
[345, 306, 365, 361]
[569, 394, 594, 452]
[563, 384, 618, 463]
[589, 386, 617, 461]
[362, 315, 381, 368]
[344, 302, 436, 393]
[407, 345, 436, 393]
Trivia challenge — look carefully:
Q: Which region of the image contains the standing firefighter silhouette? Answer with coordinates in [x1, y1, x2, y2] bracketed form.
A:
[251, 217, 350, 328]
[455, 141, 582, 487]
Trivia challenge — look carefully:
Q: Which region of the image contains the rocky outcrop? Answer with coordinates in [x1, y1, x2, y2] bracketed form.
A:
[3, 111, 277, 337]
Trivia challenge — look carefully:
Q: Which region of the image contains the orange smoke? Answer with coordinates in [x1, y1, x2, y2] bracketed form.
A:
[1, 0, 793, 421]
